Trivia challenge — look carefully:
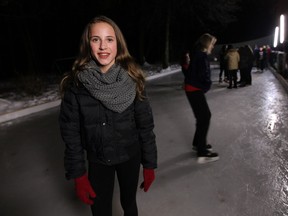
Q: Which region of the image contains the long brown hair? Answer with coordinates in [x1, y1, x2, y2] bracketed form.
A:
[60, 16, 145, 99]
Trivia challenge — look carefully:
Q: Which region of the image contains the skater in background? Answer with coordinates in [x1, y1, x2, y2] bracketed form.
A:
[183, 33, 219, 164]
[218, 44, 228, 83]
[258, 46, 267, 72]
[180, 50, 190, 75]
[225, 44, 240, 89]
[238, 45, 255, 86]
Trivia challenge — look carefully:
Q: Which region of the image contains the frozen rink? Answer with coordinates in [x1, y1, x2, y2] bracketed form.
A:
[1, 67, 288, 216]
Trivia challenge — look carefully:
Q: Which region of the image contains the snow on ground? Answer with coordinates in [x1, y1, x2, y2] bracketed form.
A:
[0, 64, 181, 116]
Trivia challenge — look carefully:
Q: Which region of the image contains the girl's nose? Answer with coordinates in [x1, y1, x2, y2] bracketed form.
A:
[100, 41, 107, 49]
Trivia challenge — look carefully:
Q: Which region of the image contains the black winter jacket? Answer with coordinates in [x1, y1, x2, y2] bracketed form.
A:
[238, 46, 255, 69]
[184, 50, 212, 93]
[59, 85, 157, 180]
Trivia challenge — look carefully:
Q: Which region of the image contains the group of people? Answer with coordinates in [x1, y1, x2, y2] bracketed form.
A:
[218, 44, 255, 88]
[59, 16, 219, 216]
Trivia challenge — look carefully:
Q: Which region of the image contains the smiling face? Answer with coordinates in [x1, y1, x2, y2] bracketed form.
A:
[89, 22, 117, 73]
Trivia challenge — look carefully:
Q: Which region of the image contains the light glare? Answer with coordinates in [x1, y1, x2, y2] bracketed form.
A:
[274, 26, 279, 48]
[280, 15, 285, 43]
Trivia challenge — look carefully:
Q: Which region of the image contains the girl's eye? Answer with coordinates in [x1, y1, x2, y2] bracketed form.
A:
[107, 38, 114, 42]
[91, 38, 99, 42]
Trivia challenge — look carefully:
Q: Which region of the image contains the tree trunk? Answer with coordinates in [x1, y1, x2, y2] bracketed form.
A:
[162, 2, 170, 69]
[138, 18, 146, 65]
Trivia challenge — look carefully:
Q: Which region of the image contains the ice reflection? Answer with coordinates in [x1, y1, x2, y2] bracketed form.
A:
[267, 113, 278, 132]
[251, 73, 288, 214]
[277, 165, 288, 214]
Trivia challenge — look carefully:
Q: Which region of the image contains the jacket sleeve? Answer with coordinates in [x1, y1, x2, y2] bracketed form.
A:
[196, 55, 212, 92]
[59, 88, 86, 180]
[134, 90, 157, 169]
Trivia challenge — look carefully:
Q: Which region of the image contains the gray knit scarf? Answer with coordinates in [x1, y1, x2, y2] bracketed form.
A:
[78, 60, 136, 113]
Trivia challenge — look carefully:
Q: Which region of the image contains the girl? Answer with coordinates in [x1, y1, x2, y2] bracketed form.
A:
[59, 16, 157, 216]
[183, 33, 219, 164]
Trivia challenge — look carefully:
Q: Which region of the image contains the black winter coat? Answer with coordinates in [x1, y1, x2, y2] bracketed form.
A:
[59, 85, 157, 180]
[184, 50, 212, 93]
[238, 46, 255, 69]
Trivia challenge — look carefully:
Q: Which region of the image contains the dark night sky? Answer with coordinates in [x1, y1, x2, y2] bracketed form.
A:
[0, 0, 286, 78]
[219, 0, 280, 44]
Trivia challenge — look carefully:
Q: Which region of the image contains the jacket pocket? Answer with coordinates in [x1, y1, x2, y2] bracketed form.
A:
[84, 124, 102, 154]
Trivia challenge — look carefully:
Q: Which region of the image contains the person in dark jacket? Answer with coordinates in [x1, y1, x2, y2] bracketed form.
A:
[180, 50, 190, 75]
[218, 44, 228, 83]
[238, 45, 255, 87]
[59, 16, 157, 216]
[184, 33, 219, 164]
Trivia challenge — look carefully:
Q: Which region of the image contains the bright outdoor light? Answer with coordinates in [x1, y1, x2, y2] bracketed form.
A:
[280, 14, 285, 43]
[274, 26, 279, 48]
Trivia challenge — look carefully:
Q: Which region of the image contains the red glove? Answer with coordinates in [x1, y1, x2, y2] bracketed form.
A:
[74, 174, 96, 205]
[140, 168, 155, 192]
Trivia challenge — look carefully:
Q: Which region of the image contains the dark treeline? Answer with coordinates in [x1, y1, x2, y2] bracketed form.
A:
[0, 0, 279, 80]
